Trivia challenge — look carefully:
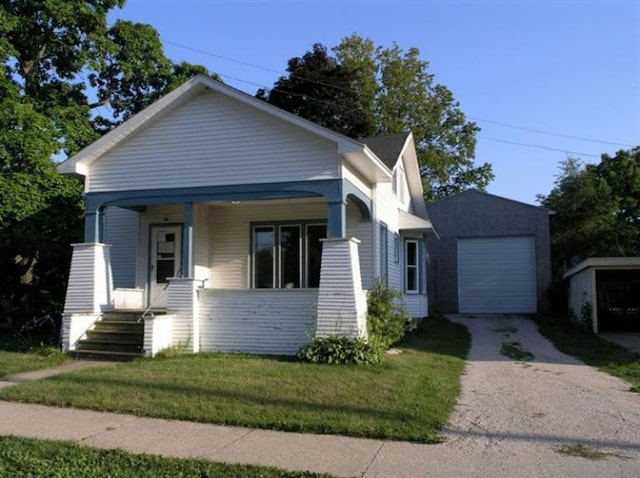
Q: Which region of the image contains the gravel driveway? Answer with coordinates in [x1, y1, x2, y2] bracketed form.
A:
[431, 315, 640, 477]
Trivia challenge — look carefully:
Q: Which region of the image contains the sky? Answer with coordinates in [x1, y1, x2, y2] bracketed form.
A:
[109, 0, 639, 205]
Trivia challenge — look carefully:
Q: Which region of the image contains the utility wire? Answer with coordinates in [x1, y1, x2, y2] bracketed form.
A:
[163, 38, 636, 149]
[480, 136, 601, 158]
[470, 116, 634, 148]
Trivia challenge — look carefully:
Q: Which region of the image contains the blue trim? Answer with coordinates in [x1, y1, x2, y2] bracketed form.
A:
[343, 179, 371, 220]
[84, 208, 104, 243]
[327, 201, 346, 238]
[85, 179, 343, 212]
[182, 203, 193, 278]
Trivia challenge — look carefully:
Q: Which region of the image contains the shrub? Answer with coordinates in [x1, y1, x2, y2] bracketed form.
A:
[367, 281, 415, 349]
[297, 335, 383, 365]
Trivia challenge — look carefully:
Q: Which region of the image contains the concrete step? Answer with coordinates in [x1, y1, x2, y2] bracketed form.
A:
[76, 340, 143, 354]
[68, 349, 143, 362]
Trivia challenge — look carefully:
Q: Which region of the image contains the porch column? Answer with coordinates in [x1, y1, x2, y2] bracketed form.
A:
[327, 200, 346, 238]
[167, 278, 199, 353]
[84, 206, 105, 243]
[63, 243, 113, 314]
[316, 237, 368, 339]
[182, 202, 194, 278]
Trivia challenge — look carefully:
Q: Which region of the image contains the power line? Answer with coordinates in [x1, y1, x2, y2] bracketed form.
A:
[163, 38, 637, 150]
[470, 116, 634, 148]
[480, 136, 601, 158]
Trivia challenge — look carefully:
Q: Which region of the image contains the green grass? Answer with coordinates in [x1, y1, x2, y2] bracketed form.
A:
[0, 436, 331, 477]
[0, 332, 66, 378]
[555, 443, 625, 460]
[536, 315, 640, 392]
[500, 341, 534, 361]
[0, 316, 470, 443]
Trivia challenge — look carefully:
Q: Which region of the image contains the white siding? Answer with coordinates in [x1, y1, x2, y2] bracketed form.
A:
[194, 204, 211, 283]
[346, 202, 373, 290]
[63, 243, 113, 314]
[210, 200, 326, 289]
[88, 90, 340, 192]
[199, 289, 317, 354]
[104, 207, 138, 288]
[343, 163, 372, 197]
[405, 295, 428, 318]
[374, 183, 402, 290]
[458, 236, 537, 313]
[316, 238, 367, 338]
[166, 279, 199, 352]
[567, 268, 596, 330]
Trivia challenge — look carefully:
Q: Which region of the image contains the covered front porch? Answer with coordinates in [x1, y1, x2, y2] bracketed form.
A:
[62, 179, 373, 357]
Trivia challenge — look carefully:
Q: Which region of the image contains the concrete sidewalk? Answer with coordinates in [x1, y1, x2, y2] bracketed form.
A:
[0, 360, 116, 389]
[0, 401, 429, 477]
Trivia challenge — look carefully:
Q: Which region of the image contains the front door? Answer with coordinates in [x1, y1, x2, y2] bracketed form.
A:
[149, 225, 182, 308]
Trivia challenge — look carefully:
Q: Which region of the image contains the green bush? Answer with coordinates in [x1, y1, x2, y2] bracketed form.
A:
[367, 281, 415, 348]
[297, 335, 383, 365]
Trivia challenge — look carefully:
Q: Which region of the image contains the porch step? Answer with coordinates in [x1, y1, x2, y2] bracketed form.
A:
[72, 310, 147, 361]
[68, 349, 143, 362]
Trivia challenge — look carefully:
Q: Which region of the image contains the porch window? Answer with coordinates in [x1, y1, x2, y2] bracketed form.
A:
[405, 240, 419, 293]
[252, 222, 326, 288]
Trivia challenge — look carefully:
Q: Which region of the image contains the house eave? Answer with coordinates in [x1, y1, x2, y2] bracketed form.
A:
[340, 146, 392, 184]
[563, 257, 640, 279]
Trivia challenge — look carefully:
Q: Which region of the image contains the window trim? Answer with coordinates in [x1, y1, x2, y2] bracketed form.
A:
[250, 219, 327, 289]
[405, 239, 420, 294]
[380, 222, 388, 286]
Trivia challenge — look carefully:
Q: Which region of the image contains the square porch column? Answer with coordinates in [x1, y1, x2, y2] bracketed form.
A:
[316, 237, 368, 339]
[63, 243, 113, 315]
[166, 278, 200, 353]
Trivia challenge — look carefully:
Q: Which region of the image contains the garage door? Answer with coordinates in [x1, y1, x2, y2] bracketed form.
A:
[458, 236, 536, 313]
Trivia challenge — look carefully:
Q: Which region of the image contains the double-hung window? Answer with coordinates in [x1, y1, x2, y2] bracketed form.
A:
[252, 222, 326, 288]
[405, 239, 419, 293]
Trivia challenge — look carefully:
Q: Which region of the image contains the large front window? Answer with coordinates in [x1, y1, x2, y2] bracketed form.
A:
[252, 222, 327, 288]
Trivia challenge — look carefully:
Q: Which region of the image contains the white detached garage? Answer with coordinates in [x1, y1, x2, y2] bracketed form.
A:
[426, 190, 551, 314]
[457, 236, 537, 313]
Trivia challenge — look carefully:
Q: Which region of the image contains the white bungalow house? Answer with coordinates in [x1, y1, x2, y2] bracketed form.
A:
[58, 75, 436, 358]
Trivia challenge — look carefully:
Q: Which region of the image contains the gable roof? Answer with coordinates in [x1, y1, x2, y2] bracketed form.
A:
[428, 188, 552, 214]
[360, 132, 412, 170]
[58, 75, 391, 182]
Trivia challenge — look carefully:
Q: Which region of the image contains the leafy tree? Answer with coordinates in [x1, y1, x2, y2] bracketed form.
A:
[0, 0, 217, 323]
[256, 43, 375, 138]
[539, 147, 640, 280]
[258, 34, 493, 200]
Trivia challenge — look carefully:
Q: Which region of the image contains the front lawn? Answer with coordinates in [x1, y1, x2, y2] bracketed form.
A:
[0, 316, 470, 443]
[536, 315, 640, 392]
[0, 436, 331, 478]
[0, 332, 66, 378]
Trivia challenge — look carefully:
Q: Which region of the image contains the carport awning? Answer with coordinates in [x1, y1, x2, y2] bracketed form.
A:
[398, 209, 438, 238]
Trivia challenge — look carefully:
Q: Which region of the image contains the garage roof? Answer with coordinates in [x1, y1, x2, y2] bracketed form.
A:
[563, 257, 640, 279]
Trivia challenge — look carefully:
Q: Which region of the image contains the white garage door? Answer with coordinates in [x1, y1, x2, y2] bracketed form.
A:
[458, 236, 537, 313]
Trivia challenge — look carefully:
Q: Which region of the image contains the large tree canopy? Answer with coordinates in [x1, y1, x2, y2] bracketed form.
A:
[539, 147, 640, 279]
[0, 0, 217, 322]
[257, 34, 493, 200]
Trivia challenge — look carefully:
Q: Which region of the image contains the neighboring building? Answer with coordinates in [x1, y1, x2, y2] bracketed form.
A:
[564, 257, 640, 333]
[58, 75, 435, 357]
[426, 189, 552, 314]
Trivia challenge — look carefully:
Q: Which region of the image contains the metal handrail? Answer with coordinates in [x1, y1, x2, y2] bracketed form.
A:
[138, 268, 182, 323]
